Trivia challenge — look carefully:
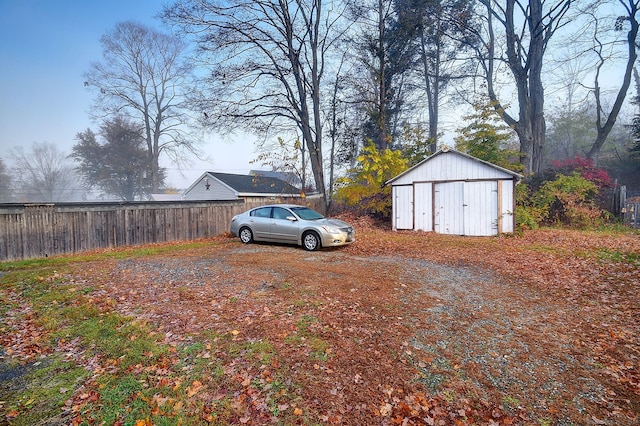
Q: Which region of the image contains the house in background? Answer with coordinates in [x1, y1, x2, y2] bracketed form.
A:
[182, 172, 302, 202]
[386, 147, 522, 236]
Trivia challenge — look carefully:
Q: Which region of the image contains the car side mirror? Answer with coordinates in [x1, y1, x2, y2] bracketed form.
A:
[286, 216, 297, 221]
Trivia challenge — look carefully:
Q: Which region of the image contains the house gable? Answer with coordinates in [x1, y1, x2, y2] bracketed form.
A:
[387, 148, 522, 186]
[183, 173, 238, 201]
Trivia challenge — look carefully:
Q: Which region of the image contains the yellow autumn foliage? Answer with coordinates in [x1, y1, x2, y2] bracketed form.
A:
[334, 141, 408, 218]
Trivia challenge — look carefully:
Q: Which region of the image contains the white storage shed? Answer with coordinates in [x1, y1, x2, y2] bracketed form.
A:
[386, 147, 522, 236]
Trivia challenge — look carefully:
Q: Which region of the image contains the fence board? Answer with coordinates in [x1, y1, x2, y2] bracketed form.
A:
[624, 200, 640, 229]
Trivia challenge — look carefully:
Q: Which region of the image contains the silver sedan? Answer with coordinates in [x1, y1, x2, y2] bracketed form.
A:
[230, 204, 355, 251]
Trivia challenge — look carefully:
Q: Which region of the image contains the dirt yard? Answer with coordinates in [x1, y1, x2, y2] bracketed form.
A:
[61, 223, 640, 425]
[3, 219, 639, 425]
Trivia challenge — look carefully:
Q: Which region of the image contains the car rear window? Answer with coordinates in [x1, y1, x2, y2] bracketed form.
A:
[251, 207, 272, 218]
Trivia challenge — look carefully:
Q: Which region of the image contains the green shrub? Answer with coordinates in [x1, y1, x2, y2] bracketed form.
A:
[532, 173, 606, 228]
[515, 205, 540, 231]
[515, 182, 542, 230]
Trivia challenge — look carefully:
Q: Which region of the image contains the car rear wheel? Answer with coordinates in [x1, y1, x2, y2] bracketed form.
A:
[302, 231, 320, 251]
[239, 227, 253, 244]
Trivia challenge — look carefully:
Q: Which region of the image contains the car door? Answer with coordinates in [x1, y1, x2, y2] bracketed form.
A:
[249, 207, 273, 240]
[270, 207, 299, 242]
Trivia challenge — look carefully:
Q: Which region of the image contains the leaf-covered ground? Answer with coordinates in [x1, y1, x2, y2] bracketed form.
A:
[1, 220, 639, 425]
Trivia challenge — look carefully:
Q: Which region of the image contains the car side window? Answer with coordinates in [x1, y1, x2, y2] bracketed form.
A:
[272, 207, 290, 220]
[251, 207, 272, 218]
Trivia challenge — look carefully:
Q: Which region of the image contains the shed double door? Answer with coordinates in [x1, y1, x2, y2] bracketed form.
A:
[433, 181, 498, 236]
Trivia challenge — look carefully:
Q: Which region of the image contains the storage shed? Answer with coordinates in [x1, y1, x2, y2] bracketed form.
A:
[386, 147, 522, 236]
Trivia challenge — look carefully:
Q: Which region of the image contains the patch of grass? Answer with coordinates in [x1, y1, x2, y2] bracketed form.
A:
[527, 244, 568, 256]
[0, 355, 88, 426]
[592, 248, 640, 266]
[594, 222, 640, 235]
[181, 341, 205, 356]
[0, 240, 223, 272]
[307, 336, 330, 361]
[243, 339, 277, 365]
[95, 375, 145, 422]
[1, 263, 181, 424]
[296, 315, 319, 335]
[502, 394, 521, 412]
[284, 315, 331, 362]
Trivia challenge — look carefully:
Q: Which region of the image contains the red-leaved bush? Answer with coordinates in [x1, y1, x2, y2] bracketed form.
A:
[551, 156, 613, 190]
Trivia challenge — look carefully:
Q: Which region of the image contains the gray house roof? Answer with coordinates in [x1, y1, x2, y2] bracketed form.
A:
[250, 170, 302, 188]
[210, 172, 300, 194]
[182, 171, 303, 200]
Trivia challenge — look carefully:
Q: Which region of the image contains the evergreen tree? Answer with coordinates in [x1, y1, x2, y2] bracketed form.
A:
[72, 116, 162, 201]
[455, 101, 523, 172]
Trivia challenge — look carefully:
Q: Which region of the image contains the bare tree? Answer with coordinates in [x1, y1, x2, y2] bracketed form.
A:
[9, 142, 77, 202]
[346, 0, 416, 150]
[163, 0, 348, 201]
[472, 0, 572, 174]
[0, 158, 12, 202]
[402, 0, 479, 150]
[84, 21, 195, 192]
[587, 0, 639, 161]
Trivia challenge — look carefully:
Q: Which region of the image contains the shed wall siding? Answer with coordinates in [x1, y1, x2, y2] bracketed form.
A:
[499, 180, 516, 233]
[434, 182, 465, 234]
[464, 181, 499, 236]
[414, 182, 433, 231]
[389, 151, 520, 236]
[393, 179, 517, 236]
[393, 185, 414, 230]
[391, 153, 514, 185]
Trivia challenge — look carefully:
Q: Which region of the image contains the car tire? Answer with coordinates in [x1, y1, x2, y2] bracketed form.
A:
[239, 227, 254, 244]
[302, 231, 320, 251]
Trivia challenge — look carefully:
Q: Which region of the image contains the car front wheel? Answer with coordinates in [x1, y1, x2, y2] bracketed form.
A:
[239, 227, 254, 244]
[302, 231, 320, 251]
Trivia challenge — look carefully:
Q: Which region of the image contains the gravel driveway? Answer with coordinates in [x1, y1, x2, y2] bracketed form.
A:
[72, 238, 637, 425]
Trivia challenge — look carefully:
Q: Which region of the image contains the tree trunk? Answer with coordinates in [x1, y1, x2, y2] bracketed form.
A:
[480, 0, 570, 175]
[420, 26, 440, 152]
[588, 0, 638, 161]
[527, 0, 547, 174]
[378, 0, 388, 150]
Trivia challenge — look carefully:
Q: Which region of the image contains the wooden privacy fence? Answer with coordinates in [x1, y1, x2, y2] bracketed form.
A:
[0, 197, 325, 262]
[623, 198, 640, 229]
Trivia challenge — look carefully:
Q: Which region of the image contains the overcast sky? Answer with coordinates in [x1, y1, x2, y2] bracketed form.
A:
[0, 0, 257, 189]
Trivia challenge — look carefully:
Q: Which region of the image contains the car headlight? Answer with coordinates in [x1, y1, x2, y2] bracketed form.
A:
[322, 225, 341, 234]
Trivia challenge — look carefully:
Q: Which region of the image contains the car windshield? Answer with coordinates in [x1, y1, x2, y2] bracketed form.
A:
[291, 207, 324, 220]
